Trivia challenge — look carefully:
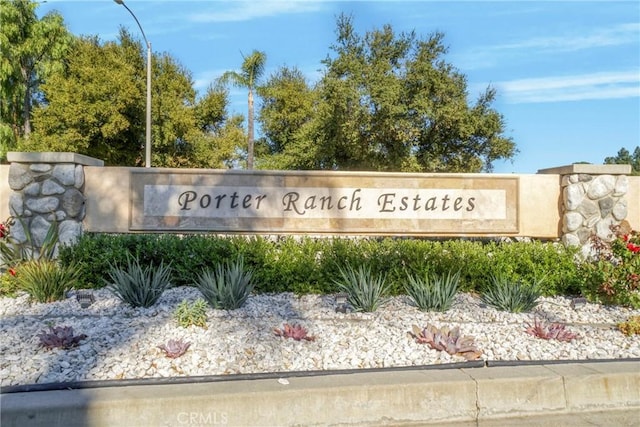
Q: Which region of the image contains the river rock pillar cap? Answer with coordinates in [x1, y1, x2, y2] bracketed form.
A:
[7, 152, 104, 166]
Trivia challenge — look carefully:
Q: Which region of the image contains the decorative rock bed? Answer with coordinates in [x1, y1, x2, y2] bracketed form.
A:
[1, 287, 639, 387]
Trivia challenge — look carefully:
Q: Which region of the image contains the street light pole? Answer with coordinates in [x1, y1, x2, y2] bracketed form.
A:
[113, 0, 152, 168]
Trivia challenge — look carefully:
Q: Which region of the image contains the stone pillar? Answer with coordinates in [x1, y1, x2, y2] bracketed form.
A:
[538, 164, 632, 255]
[6, 152, 104, 249]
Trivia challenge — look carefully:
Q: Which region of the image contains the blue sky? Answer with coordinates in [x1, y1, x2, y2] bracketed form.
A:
[37, 1, 639, 174]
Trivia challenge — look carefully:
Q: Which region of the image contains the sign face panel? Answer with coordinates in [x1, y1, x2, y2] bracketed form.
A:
[130, 170, 519, 235]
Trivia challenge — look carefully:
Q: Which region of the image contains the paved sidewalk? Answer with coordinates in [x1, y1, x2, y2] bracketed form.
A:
[1, 360, 639, 426]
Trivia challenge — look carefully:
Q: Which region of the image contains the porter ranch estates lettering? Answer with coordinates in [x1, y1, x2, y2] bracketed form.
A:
[143, 185, 503, 220]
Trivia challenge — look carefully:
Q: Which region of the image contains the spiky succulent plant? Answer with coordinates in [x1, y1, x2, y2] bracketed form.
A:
[525, 317, 578, 342]
[408, 324, 482, 360]
[157, 338, 191, 358]
[273, 323, 315, 341]
[38, 326, 87, 349]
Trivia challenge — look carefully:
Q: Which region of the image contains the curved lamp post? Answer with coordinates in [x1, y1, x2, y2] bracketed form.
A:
[113, 0, 152, 168]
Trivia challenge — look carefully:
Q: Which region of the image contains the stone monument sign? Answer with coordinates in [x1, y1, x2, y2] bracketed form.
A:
[130, 170, 519, 235]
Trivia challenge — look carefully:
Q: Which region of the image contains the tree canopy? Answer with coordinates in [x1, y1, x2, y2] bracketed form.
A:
[256, 66, 318, 169]
[257, 14, 516, 172]
[23, 30, 243, 167]
[3, 5, 517, 172]
[604, 146, 640, 175]
[0, 0, 71, 160]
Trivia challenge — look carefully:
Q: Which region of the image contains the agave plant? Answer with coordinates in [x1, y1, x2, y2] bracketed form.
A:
[38, 326, 87, 349]
[105, 256, 172, 308]
[405, 270, 460, 312]
[333, 264, 390, 312]
[195, 257, 254, 310]
[525, 317, 578, 342]
[273, 323, 315, 341]
[481, 273, 542, 313]
[157, 338, 191, 358]
[408, 324, 482, 361]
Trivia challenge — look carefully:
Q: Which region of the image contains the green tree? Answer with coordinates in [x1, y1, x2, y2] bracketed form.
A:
[0, 0, 71, 160]
[192, 83, 246, 169]
[25, 32, 144, 165]
[219, 50, 267, 169]
[256, 66, 318, 169]
[26, 30, 243, 167]
[604, 146, 640, 175]
[260, 15, 515, 172]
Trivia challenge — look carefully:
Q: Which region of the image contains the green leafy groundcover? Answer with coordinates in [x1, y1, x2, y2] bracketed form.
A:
[57, 234, 584, 297]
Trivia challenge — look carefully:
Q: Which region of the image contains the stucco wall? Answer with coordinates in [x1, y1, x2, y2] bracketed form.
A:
[628, 175, 640, 230]
[2, 162, 637, 239]
[81, 167, 562, 238]
[0, 164, 9, 220]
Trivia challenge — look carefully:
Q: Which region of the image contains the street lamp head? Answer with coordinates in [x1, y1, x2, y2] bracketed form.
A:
[113, 0, 124, 5]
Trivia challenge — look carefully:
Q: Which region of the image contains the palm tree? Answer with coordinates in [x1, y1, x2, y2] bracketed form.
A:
[219, 50, 266, 169]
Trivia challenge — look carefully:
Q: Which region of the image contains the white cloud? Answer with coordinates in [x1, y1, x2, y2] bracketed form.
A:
[193, 70, 224, 92]
[494, 71, 640, 103]
[187, 1, 324, 23]
[459, 23, 640, 70]
[496, 23, 640, 53]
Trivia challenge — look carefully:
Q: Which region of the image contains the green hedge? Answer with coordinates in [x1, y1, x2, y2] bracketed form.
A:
[58, 234, 583, 296]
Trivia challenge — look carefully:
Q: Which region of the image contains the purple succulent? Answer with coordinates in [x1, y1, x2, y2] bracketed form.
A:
[38, 326, 87, 349]
[408, 324, 482, 361]
[525, 317, 578, 342]
[157, 338, 191, 358]
[274, 323, 315, 341]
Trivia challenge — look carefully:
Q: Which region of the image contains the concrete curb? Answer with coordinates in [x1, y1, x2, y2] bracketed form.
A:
[1, 361, 639, 426]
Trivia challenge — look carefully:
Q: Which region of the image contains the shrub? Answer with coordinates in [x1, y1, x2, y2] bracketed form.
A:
[174, 299, 208, 328]
[105, 256, 172, 308]
[195, 257, 254, 309]
[579, 226, 640, 308]
[58, 233, 234, 288]
[481, 273, 542, 313]
[0, 269, 19, 297]
[405, 270, 460, 312]
[487, 240, 582, 296]
[1, 216, 60, 271]
[334, 264, 390, 312]
[56, 233, 583, 298]
[1, 216, 63, 299]
[14, 260, 81, 303]
[237, 236, 329, 294]
[617, 315, 640, 336]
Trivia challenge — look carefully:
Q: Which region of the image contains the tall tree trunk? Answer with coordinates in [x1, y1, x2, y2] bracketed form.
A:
[247, 88, 254, 169]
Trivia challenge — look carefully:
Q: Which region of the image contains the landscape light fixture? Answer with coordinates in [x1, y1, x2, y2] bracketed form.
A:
[570, 297, 587, 310]
[76, 290, 95, 309]
[113, 0, 152, 168]
[335, 292, 349, 313]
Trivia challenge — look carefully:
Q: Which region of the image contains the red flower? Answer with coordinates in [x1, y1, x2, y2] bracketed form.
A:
[627, 243, 640, 253]
[0, 223, 6, 238]
[8, 268, 16, 277]
[622, 234, 630, 242]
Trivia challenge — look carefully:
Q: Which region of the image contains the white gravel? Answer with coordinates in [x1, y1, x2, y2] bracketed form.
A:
[1, 287, 639, 387]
